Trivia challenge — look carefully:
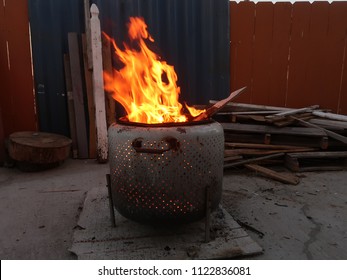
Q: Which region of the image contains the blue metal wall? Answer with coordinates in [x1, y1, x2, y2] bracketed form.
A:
[29, 0, 84, 136]
[93, 0, 230, 105]
[29, 0, 229, 136]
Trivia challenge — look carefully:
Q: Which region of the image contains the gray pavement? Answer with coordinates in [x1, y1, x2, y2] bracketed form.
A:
[0, 159, 346, 259]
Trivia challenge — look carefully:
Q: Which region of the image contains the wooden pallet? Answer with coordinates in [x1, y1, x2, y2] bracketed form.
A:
[70, 187, 263, 260]
[285, 151, 347, 172]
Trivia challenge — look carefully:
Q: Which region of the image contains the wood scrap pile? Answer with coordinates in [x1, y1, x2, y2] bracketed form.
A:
[209, 101, 347, 185]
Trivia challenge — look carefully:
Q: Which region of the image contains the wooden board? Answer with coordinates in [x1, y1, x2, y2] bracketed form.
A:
[269, 2, 292, 106]
[224, 133, 330, 149]
[70, 187, 263, 260]
[230, 1, 255, 103]
[251, 2, 273, 105]
[309, 119, 347, 131]
[326, 2, 347, 113]
[225, 142, 314, 150]
[333, 2, 347, 115]
[63, 54, 78, 159]
[285, 151, 347, 172]
[224, 153, 284, 169]
[0, 0, 37, 139]
[222, 122, 327, 137]
[304, 2, 333, 110]
[68, 33, 89, 159]
[245, 164, 300, 185]
[102, 35, 116, 127]
[0, 109, 5, 164]
[82, 34, 97, 159]
[228, 1, 347, 114]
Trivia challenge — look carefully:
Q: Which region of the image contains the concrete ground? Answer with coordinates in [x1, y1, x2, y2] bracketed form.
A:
[0, 159, 346, 259]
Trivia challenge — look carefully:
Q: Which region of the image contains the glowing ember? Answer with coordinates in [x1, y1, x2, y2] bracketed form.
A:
[103, 17, 205, 124]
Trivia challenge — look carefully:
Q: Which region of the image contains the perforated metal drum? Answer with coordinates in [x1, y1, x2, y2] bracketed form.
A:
[108, 119, 224, 224]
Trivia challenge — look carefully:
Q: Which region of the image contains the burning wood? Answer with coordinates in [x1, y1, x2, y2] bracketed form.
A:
[102, 17, 248, 125]
[103, 17, 206, 124]
[192, 86, 247, 121]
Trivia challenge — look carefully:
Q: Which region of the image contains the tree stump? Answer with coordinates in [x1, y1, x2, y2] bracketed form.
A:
[8, 131, 72, 171]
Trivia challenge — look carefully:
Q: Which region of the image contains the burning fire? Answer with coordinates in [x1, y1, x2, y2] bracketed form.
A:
[103, 17, 205, 124]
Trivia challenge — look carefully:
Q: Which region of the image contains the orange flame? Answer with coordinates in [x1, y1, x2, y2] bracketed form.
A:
[103, 17, 205, 124]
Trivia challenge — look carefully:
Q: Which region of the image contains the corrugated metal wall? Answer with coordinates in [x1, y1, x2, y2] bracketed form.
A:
[28, 0, 230, 137]
[230, 1, 347, 114]
[92, 0, 230, 106]
[28, 0, 85, 136]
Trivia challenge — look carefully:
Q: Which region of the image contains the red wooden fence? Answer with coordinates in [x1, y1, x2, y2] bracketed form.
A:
[0, 0, 37, 134]
[230, 1, 347, 114]
[0, 0, 37, 163]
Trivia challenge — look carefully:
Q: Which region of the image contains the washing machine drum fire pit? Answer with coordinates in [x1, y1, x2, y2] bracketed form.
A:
[108, 119, 224, 225]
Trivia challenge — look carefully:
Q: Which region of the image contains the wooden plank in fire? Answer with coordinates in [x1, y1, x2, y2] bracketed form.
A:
[194, 87, 247, 121]
[68, 32, 89, 159]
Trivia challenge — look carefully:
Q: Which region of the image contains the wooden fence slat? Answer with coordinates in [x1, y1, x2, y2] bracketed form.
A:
[0, 0, 9, 149]
[230, 1, 255, 103]
[68, 32, 89, 159]
[339, 37, 347, 115]
[286, 2, 311, 108]
[304, 2, 332, 111]
[1, 0, 37, 136]
[0, 109, 5, 164]
[331, 2, 347, 115]
[230, 1, 347, 115]
[252, 2, 273, 105]
[269, 2, 292, 107]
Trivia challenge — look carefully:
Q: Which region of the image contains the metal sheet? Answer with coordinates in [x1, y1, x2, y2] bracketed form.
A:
[28, 0, 85, 136]
[28, 0, 229, 136]
[92, 0, 230, 105]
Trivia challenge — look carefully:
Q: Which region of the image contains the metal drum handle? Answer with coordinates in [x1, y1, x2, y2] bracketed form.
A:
[132, 137, 179, 154]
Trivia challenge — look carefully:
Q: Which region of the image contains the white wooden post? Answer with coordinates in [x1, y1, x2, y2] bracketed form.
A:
[90, 4, 108, 162]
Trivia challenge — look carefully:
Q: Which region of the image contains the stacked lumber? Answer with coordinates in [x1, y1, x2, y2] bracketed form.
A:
[208, 101, 347, 185]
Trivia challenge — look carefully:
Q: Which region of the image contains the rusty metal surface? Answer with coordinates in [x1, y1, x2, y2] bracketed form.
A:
[108, 121, 224, 224]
